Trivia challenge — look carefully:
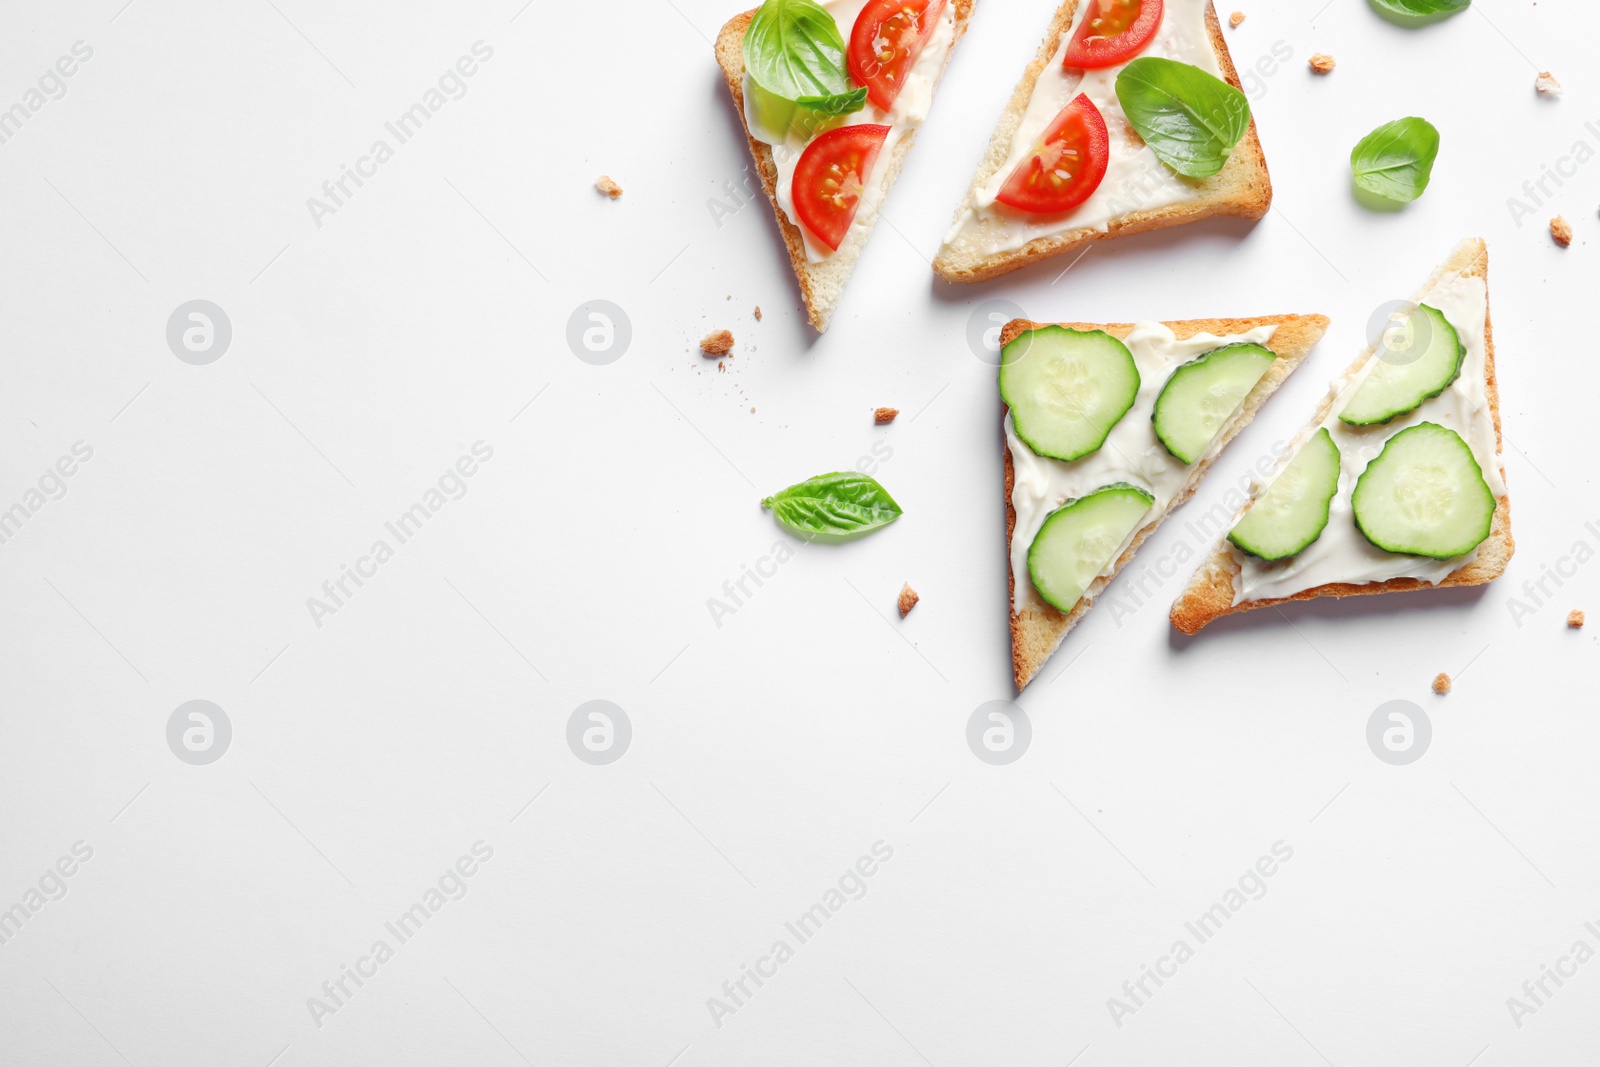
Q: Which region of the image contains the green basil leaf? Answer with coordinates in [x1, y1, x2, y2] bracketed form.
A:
[743, 0, 867, 117]
[762, 472, 902, 542]
[1368, 0, 1470, 22]
[1114, 58, 1252, 179]
[796, 86, 869, 115]
[1350, 116, 1439, 203]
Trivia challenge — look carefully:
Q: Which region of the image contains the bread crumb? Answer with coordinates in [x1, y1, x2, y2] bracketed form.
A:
[754, 306, 762, 321]
[1432, 672, 1452, 695]
[595, 175, 623, 199]
[1551, 215, 1573, 247]
[1536, 71, 1563, 96]
[897, 583, 919, 618]
[1569, 609, 1585, 629]
[1309, 53, 1335, 74]
[700, 329, 735, 357]
[874, 406, 899, 425]
[1229, 10, 1245, 27]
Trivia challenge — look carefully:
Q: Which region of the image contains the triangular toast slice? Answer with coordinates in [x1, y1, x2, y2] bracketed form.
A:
[1005, 312, 1328, 690]
[715, 2, 975, 331]
[1170, 239, 1512, 634]
[934, 0, 1269, 284]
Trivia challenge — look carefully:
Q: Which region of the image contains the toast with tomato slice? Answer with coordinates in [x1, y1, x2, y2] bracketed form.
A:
[933, 0, 1270, 284]
[716, 0, 975, 332]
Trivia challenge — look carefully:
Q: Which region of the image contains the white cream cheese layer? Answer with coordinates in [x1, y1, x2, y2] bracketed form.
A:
[941, 0, 1220, 259]
[1230, 272, 1504, 604]
[1007, 322, 1277, 614]
[742, 0, 958, 262]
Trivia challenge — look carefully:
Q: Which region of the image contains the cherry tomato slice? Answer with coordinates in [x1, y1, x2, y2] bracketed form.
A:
[849, 0, 948, 112]
[793, 124, 891, 251]
[1063, 0, 1163, 70]
[994, 94, 1109, 215]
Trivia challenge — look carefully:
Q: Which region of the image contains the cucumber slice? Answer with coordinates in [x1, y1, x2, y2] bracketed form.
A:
[1228, 428, 1342, 560]
[1339, 303, 1464, 426]
[1352, 422, 1494, 559]
[1000, 326, 1140, 462]
[1027, 483, 1154, 612]
[1152, 343, 1277, 464]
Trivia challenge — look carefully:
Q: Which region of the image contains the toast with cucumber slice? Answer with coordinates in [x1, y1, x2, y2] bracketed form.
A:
[1004, 312, 1329, 690]
[1170, 239, 1513, 634]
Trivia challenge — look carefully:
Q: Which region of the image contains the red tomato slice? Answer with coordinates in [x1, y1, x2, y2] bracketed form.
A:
[849, 0, 948, 111]
[1063, 0, 1163, 70]
[994, 94, 1110, 215]
[793, 124, 891, 251]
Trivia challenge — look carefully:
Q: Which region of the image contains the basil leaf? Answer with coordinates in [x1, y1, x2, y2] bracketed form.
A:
[743, 0, 867, 117]
[1114, 58, 1252, 179]
[796, 86, 869, 115]
[1350, 117, 1439, 203]
[1368, 0, 1470, 22]
[762, 472, 902, 542]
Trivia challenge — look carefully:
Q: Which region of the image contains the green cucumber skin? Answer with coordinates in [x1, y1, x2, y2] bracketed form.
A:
[1339, 304, 1464, 427]
[1026, 482, 1154, 613]
[1351, 422, 1495, 559]
[1227, 427, 1342, 561]
[1151, 343, 1278, 464]
[1000, 326, 1141, 463]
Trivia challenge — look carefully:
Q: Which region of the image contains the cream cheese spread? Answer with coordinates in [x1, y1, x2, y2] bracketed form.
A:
[940, 0, 1222, 260]
[1230, 272, 1504, 604]
[742, 0, 958, 262]
[1006, 322, 1277, 614]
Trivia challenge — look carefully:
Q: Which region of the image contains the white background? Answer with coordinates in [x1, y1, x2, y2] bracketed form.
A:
[1, 0, 1597, 1064]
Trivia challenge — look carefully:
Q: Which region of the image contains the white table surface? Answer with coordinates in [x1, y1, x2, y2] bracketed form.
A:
[2, 0, 1597, 1063]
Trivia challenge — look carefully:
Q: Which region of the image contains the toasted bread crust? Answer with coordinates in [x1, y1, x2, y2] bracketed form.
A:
[1168, 239, 1513, 635]
[1004, 313, 1330, 690]
[933, 0, 1271, 284]
[715, 3, 975, 331]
